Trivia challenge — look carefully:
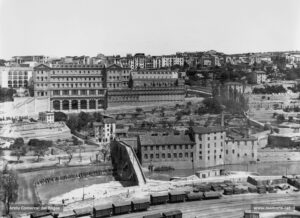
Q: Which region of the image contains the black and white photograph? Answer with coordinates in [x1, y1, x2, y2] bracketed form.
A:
[0, 0, 300, 217]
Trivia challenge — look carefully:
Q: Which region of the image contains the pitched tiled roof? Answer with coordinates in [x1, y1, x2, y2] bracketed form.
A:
[139, 134, 194, 146]
[191, 126, 225, 134]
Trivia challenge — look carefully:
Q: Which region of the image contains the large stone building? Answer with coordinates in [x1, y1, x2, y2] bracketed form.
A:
[33, 63, 107, 111]
[0, 66, 33, 89]
[93, 117, 116, 145]
[224, 135, 258, 164]
[107, 69, 186, 107]
[106, 64, 131, 90]
[138, 132, 196, 169]
[191, 126, 226, 168]
[252, 71, 267, 84]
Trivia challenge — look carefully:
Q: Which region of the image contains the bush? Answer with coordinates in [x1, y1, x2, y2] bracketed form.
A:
[28, 139, 53, 148]
[154, 166, 175, 171]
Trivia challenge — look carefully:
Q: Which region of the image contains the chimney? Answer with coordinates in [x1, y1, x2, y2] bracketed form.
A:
[221, 111, 224, 127]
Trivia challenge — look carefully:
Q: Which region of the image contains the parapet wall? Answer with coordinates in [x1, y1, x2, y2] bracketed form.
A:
[110, 140, 146, 186]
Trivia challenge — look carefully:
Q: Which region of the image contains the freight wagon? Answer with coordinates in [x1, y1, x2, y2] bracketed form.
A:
[131, 198, 150, 212]
[168, 191, 186, 203]
[203, 191, 221, 200]
[162, 210, 183, 218]
[93, 204, 113, 218]
[150, 192, 169, 205]
[73, 207, 91, 217]
[31, 212, 53, 218]
[143, 213, 163, 218]
[186, 192, 203, 201]
[112, 201, 132, 215]
[57, 211, 76, 218]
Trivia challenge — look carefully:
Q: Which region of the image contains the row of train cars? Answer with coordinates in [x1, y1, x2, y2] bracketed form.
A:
[30, 191, 221, 218]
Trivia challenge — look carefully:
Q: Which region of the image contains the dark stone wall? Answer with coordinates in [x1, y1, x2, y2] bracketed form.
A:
[110, 140, 139, 186]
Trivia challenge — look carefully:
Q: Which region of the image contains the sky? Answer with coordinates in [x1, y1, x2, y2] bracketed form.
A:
[0, 0, 300, 59]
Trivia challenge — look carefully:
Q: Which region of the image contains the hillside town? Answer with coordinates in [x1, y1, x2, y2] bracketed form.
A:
[1, 50, 300, 218]
[1, 0, 300, 217]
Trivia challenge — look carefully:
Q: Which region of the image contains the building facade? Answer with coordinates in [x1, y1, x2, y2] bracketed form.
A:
[0, 66, 33, 89]
[107, 69, 186, 106]
[33, 63, 107, 111]
[93, 117, 116, 145]
[106, 64, 131, 90]
[224, 136, 258, 164]
[38, 111, 54, 123]
[191, 126, 226, 168]
[253, 71, 267, 84]
[138, 133, 196, 169]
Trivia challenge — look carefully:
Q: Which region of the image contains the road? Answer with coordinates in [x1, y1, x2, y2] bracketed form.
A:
[117, 192, 300, 218]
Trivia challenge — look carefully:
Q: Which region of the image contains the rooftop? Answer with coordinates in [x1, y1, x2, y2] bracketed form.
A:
[139, 134, 194, 146]
[191, 126, 225, 134]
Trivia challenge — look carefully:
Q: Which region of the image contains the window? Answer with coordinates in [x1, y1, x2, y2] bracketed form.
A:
[244, 153, 247, 156]
[221, 142, 223, 147]
[156, 146, 159, 150]
[207, 143, 210, 148]
[174, 153, 177, 158]
[214, 143, 216, 147]
[63, 90, 69, 95]
[190, 152, 193, 157]
[214, 155, 216, 160]
[162, 146, 165, 150]
[237, 153, 240, 157]
[226, 150, 228, 154]
[214, 136, 217, 140]
[179, 153, 183, 158]
[144, 154, 148, 159]
[185, 152, 188, 158]
[144, 146, 147, 151]
[219, 155, 222, 158]
[214, 150, 216, 153]
[208, 156, 210, 160]
[150, 147, 153, 151]
[150, 154, 153, 159]
[199, 151, 202, 154]
[252, 153, 255, 158]
[167, 145, 171, 150]
[208, 137, 210, 140]
[185, 145, 188, 149]
[199, 144, 202, 149]
[199, 156, 202, 160]
[162, 153, 165, 159]
[174, 145, 177, 150]
[232, 149, 235, 154]
[198, 135, 202, 140]
[168, 153, 171, 158]
[53, 90, 60, 95]
[156, 154, 159, 159]
[179, 145, 182, 150]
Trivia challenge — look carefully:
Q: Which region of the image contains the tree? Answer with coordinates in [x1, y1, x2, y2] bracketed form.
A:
[64, 146, 75, 163]
[276, 114, 285, 124]
[93, 112, 103, 122]
[66, 115, 79, 133]
[100, 143, 110, 162]
[10, 138, 26, 162]
[33, 145, 48, 162]
[54, 112, 68, 122]
[0, 170, 18, 215]
[135, 107, 143, 113]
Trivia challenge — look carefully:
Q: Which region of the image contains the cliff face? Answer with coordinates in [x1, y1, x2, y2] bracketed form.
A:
[110, 140, 146, 186]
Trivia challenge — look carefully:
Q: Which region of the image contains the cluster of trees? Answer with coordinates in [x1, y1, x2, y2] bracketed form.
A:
[54, 111, 68, 122]
[10, 138, 53, 162]
[66, 112, 104, 133]
[0, 167, 19, 215]
[287, 84, 300, 93]
[0, 88, 16, 102]
[197, 97, 223, 115]
[252, 85, 287, 94]
[283, 106, 300, 113]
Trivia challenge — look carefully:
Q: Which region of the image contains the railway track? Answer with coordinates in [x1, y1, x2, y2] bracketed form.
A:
[117, 193, 300, 218]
